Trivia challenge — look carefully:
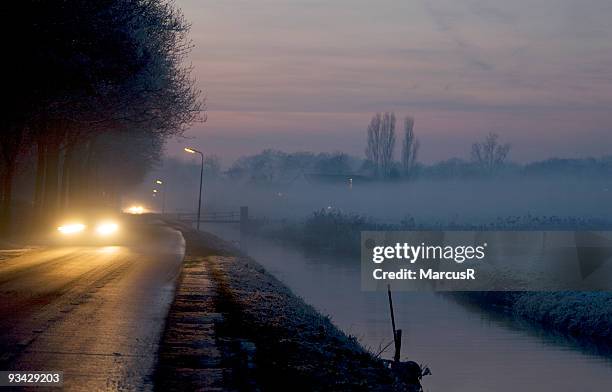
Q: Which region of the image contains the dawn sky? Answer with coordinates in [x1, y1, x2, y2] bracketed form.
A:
[170, 0, 612, 165]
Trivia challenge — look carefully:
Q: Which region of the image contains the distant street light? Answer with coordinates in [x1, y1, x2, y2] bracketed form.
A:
[184, 147, 204, 230]
[155, 179, 166, 214]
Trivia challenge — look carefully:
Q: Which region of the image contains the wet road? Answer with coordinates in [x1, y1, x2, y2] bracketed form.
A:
[0, 224, 185, 391]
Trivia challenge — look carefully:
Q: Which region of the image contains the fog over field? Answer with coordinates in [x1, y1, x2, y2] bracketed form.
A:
[203, 178, 612, 223]
[135, 161, 612, 224]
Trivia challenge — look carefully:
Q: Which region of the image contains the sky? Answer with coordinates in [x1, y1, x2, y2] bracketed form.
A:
[169, 0, 612, 166]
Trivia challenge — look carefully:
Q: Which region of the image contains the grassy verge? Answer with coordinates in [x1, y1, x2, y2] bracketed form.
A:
[170, 225, 417, 391]
[453, 291, 612, 343]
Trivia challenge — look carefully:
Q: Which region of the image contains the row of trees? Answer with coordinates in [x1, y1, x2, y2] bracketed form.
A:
[227, 150, 355, 182]
[222, 149, 611, 184]
[224, 114, 512, 183]
[0, 0, 202, 233]
[365, 112, 510, 177]
[365, 112, 420, 177]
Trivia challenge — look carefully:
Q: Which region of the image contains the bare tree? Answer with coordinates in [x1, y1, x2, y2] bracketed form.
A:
[365, 112, 396, 177]
[471, 132, 510, 173]
[401, 116, 420, 177]
[365, 113, 382, 174]
[380, 113, 396, 176]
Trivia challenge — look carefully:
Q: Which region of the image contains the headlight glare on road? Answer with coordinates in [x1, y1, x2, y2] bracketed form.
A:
[57, 223, 86, 235]
[96, 221, 119, 236]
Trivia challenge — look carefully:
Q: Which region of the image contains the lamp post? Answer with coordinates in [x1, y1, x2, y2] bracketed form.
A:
[155, 179, 166, 214]
[184, 147, 204, 230]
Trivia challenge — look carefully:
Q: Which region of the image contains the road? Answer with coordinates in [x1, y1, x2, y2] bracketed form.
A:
[0, 223, 185, 391]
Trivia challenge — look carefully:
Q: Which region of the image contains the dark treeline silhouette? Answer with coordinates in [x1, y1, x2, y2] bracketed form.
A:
[226, 150, 359, 183]
[364, 112, 511, 179]
[215, 113, 607, 183]
[217, 112, 513, 182]
[0, 0, 202, 234]
[221, 149, 612, 184]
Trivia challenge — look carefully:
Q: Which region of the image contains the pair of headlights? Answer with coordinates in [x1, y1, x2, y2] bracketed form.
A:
[57, 221, 119, 236]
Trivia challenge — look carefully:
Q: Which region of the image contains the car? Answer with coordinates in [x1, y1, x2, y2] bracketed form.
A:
[54, 210, 125, 245]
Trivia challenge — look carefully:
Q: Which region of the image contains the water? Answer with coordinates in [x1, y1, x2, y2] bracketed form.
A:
[202, 224, 612, 391]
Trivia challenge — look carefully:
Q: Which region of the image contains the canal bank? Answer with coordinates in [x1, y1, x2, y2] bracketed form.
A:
[155, 224, 420, 391]
[198, 223, 612, 392]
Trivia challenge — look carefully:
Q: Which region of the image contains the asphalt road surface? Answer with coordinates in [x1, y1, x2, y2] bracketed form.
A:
[0, 223, 185, 391]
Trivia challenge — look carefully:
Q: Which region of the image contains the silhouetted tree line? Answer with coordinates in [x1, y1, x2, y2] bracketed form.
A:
[224, 148, 611, 184]
[364, 112, 514, 178]
[0, 0, 202, 233]
[224, 113, 515, 182]
[227, 150, 356, 183]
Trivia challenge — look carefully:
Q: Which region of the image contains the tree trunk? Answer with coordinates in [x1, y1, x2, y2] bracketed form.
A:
[67, 149, 83, 209]
[83, 137, 97, 206]
[34, 139, 47, 215]
[0, 159, 16, 235]
[42, 138, 61, 222]
[59, 145, 74, 210]
[0, 125, 25, 235]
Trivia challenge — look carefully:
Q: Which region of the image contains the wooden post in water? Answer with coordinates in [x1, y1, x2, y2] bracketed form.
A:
[388, 284, 402, 363]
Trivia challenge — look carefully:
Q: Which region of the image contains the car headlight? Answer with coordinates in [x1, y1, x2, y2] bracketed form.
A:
[58, 223, 86, 235]
[96, 221, 119, 236]
[125, 205, 146, 214]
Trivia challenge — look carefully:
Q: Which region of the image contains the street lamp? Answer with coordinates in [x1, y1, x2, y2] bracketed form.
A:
[155, 179, 166, 214]
[184, 147, 204, 230]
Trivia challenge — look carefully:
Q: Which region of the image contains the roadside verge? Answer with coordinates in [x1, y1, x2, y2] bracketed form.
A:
[154, 224, 413, 391]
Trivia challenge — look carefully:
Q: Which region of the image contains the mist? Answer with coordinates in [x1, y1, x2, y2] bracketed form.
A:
[210, 179, 611, 223]
[134, 159, 612, 224]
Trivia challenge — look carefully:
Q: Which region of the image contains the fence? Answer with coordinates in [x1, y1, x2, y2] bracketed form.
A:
[175, 206, 249, 235]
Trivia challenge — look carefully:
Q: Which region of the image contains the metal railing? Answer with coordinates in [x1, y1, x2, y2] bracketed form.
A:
[175, 206, 249, 227]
